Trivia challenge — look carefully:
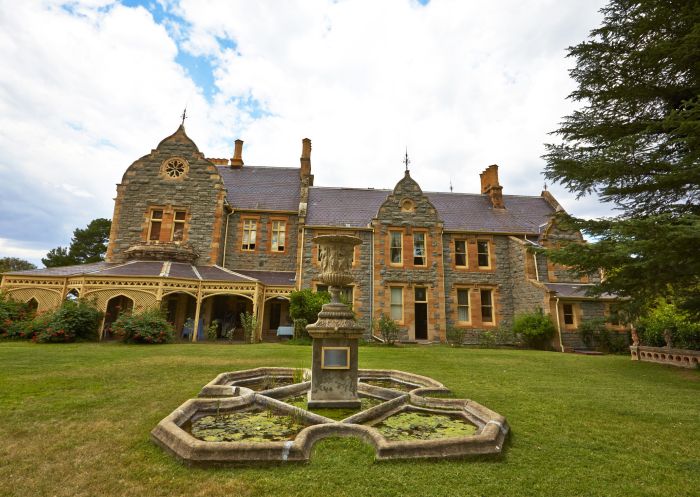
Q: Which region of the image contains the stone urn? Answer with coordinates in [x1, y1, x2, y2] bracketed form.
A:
[307, 235, 364, 409]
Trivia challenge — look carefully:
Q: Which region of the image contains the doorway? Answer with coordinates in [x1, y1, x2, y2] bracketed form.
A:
[414, 287, 428, 340]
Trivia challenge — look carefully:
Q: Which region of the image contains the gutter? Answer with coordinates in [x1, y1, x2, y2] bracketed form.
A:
[221, 208, 234, 267]
[555, 297, 565, 352]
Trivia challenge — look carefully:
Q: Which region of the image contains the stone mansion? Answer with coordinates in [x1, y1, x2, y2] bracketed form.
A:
[0, 125, 623, 350]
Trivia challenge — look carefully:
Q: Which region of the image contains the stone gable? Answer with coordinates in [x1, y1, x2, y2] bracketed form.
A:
[106, 126, 226, 265]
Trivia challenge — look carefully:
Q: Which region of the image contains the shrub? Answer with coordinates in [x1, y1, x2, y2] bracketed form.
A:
[112, 308, 174, 344]
[512, 309, 556, 349]
[445, 325, 466, 346]
[374, 313, 400, 345]
[478, 330, 497, 348]
[638, 300, 700, 350]
[578, 318, 629, 354]
[289, 289, 330, 325]
[37, 299, 103, 343]
[207, 321, 219, 341]
[240, 311, 258, 343]
[0, 294, 35, 339]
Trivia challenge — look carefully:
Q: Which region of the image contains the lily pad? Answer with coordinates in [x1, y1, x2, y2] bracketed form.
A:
[373, 411, 477, 441]
[190, 409, 307, 443]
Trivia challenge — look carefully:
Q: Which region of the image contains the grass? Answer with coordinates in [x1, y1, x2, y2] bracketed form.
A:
[0, 342, 698, 497]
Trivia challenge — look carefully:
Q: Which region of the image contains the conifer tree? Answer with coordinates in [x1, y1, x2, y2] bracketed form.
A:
[543, 0, 700, 316]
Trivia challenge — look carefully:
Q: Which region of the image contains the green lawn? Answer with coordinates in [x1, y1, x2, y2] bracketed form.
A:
[1, 343, 698, 497]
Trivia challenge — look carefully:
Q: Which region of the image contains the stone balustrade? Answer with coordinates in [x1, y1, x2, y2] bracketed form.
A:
[630, 345, 700, 369]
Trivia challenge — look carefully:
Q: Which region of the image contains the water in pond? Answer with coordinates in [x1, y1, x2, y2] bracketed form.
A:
[232, 376, 294, 391]
[361, 378, 417, 392]
[373, 411, 477, 441]
[190, 409, 306, 442]
[285, 395, 384, 421]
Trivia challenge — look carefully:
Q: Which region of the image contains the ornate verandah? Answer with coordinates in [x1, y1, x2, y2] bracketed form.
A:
[0, 262, 295, 341]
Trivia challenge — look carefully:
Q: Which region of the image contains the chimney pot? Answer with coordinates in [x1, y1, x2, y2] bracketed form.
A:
[231, 139, 244, 168]
[300, 138, 312, 181]
[480, 164, 505, 209]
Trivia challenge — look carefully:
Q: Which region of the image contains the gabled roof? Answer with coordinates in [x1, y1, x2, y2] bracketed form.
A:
[306, 186, 555, 234]
[217, 166, 301, 212]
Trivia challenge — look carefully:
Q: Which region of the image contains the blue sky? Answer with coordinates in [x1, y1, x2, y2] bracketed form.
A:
[0, 0, 607, 266]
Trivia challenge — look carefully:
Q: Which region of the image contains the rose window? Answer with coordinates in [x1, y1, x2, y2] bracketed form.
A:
[162, 158, 188, 179]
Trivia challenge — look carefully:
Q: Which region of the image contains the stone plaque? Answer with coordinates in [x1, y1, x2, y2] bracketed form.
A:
[321, 347, 350, 369]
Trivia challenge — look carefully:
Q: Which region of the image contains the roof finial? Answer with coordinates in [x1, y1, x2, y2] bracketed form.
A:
[403, 147, 410, 172]
[180, 107, 187, 126]
[543, 182, 548, 191]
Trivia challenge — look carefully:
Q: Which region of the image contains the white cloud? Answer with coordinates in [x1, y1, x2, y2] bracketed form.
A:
[0, 0, 611, 264]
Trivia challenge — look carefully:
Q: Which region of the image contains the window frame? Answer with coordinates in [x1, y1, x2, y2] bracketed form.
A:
[171, 209, 187, 242]
[456, 288, 471, 324]
[241, 218, 258, 251]
[390, 286, 404, 323]
[412, 231, 427, 267]
[454, 239, 468, 268]
[476, 239, 491, 269]
[148, 209, 164, 242]
[480, 288, 495, 325]
[563, 303, 576, 327]
[389, 230, 403, 266]
[270, 219, 287, 253]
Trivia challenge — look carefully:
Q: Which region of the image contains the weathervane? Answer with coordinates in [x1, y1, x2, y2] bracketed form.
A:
[543, 182, 548, 191]
[181, 107, 187, 126]
[403, 148, 411, 172]
[450, 179, 453, 193]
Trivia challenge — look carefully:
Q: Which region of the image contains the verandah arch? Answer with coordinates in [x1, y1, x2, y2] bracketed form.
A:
[200, 293, 254, 341]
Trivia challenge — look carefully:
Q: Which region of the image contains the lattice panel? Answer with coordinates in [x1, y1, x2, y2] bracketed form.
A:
[84, 288, 158, 312]
[3, 288, 62, 313]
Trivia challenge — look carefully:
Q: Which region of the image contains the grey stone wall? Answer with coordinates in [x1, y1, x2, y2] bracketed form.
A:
[108, 127, 225, 265]
[223, 212, 299, 272]
[442, 235, 513, 332]
[506, 237, 548, 317]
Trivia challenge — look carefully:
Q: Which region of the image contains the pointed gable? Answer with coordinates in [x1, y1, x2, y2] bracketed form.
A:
[375, 170, 442, 228]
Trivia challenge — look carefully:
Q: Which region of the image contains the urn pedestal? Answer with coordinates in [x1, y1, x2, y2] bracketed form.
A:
[307, 235, 364, 409]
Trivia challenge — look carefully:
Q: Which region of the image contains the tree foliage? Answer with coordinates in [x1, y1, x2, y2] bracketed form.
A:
[43, 218, 111, 268]
[289, 289, 330, 324]
[0, 257, 37, 273]
[543, 0, 700, 316]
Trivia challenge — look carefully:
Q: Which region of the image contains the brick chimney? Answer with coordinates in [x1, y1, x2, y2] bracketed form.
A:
[231, 139, 244, 168]
[300, 138, 313, 184]
[480, 164, 505, 209]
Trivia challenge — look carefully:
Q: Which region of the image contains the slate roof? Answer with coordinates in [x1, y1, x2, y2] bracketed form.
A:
[1, 261, 112, 276]
[2, 261, 255, 283]
[217, 166, 301, 211]
[306, 186, 555, 234]
[307, 187, 391, 227]
[233, 270, 297, 286]
[544, 283, 617, 300]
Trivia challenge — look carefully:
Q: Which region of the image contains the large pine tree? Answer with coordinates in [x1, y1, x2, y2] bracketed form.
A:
[543, 0, 700, 316]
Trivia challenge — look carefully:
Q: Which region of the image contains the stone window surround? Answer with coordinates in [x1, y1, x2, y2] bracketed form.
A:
[240, 216, 259, 252]
[455, 287, 471, 324]
[454, 238, 468, 269]
[389, 229, 403, 266]
[269, 217, 288, 254]
[560, 301, 581, 330]
[412, 230, 428, 267]
[389, 285, 404, 324]
[143, 205, 190, 244]
[480, 288, 496, 326]
[476, 239, 492, 269]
